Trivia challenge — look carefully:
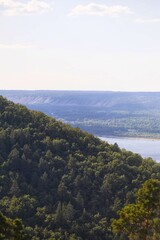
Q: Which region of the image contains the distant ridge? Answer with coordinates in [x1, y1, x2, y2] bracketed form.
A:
[1, 90, 160, 138]
[1, 90, 160, 108]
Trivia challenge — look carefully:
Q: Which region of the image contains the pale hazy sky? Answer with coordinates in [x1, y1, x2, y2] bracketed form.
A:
[0, 0, 160, 91]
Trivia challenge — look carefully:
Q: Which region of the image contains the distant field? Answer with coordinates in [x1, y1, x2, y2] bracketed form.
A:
[1, 90, 160, 138]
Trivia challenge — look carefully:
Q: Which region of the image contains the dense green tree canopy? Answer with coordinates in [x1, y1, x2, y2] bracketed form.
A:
[0, 96, 160, 239]
[0, 211, 26, 239]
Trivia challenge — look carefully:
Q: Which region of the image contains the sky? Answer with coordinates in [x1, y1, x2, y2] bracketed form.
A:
[0, 0, 160, 91]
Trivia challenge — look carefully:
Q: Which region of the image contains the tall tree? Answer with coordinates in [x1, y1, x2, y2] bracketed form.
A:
[112, 179, 160, 240]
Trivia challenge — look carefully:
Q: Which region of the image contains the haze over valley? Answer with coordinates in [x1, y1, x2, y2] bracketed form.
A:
[1, 90, 160, 161]
[1, 90, 160, 138]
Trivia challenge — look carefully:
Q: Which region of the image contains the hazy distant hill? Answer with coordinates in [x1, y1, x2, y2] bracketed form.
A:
[1, 90, 160, 138]
[1, 90, 160, 109]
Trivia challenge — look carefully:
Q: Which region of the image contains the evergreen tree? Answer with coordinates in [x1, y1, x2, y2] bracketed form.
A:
[112, 179, 160, 240]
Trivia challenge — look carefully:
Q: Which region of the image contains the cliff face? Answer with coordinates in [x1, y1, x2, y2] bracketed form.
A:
[1, 90, 160, 109]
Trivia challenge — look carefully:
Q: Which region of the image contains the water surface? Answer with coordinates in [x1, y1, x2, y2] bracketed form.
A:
[100, 137, 160, 162]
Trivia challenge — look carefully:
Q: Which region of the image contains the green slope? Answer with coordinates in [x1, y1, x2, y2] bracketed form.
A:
[0, 96, 160, 239]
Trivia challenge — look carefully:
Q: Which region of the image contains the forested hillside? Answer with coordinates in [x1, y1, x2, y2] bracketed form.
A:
[1, 90, 160, 138]
[0, 96, 160, 239]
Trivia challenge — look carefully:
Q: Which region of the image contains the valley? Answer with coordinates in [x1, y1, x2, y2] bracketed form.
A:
[1, 90, 160, 139]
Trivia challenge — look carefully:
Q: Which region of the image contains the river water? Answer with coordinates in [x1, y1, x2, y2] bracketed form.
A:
[100, 137, 160, 162]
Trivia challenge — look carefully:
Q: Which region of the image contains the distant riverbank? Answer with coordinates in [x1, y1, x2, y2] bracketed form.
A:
[99, 135, 160, 141]
[99, 136, 160, 162]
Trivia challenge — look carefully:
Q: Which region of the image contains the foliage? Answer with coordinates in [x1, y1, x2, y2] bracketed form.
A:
[0, 211, 27, 239]
[0, 96, 160, 239]
[112, 179, 160, 240]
